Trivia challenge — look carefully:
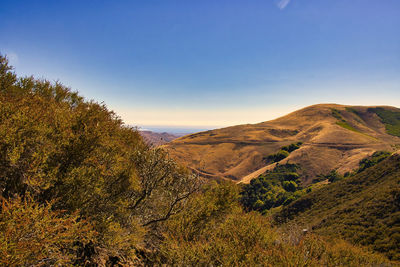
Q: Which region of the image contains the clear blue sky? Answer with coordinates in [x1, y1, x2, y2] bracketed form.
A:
[1, 0, 399, 129]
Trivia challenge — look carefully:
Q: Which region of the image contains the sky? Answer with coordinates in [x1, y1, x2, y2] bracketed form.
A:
[1, 0, 399, 130]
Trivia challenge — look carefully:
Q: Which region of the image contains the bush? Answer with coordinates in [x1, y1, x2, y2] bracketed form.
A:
[281, 142, 303, 153]
[283, 181, 298, 192]
[269, 150, 290, 162]
[358, 151, 391, 173]
[0, 54, 200, 263]
[266, 142, 302, 163]
[0, 196, 95, 266]
[159, 183, 391, 266]
[326, 170, 344, 183]
[240, 164, 304, 212]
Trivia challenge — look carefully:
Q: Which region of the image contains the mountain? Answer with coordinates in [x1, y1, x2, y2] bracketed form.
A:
[274, 153, 400, 260]
[1, 55, 396, 265]
[164, 104, 400, 184]
[140, 130, 182, 146]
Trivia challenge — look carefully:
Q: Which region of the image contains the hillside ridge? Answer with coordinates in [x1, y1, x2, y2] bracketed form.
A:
[165, 104, 400, 184]
[274, 153, 400, 260]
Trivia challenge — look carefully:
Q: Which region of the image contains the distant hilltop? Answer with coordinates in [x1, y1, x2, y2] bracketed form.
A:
[139, 130, 183, 146]
[164, 104, 400, 184]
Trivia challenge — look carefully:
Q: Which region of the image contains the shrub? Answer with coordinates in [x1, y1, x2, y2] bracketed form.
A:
[266, 142, 302, 163]
[283, 181, 298, 192]
[281, 142, 303, 153]
[269, 149, 290, 162]
[240, 164, 303, 212]
[357, 151, 391, 173]
[326, 170, 344, 183]
[159, 183, 391, 266]
[0, 54, 200, 263]
[0, 195, 95, 266]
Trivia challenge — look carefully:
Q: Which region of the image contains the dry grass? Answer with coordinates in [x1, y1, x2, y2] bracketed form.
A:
[165, 104, 400, 184]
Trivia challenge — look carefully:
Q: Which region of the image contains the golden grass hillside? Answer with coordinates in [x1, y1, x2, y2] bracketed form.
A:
[164, 104, 400, 184]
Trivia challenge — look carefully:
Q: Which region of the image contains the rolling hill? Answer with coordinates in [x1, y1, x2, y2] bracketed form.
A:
[164, 104, 400, 184]
[140, 130, 182, 146]
[274, 152, 400, 260]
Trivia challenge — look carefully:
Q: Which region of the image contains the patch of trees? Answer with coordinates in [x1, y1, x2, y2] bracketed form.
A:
[265, 142, 302, 163]
[240, 164, 306, 213]
[313, 170, 344, 184]
[357, 151, 392, 173]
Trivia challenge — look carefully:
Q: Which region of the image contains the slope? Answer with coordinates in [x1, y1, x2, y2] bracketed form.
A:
[164, 104, 400, 184]
[274, 153, 400, 260]
[140, 130, 182, 146]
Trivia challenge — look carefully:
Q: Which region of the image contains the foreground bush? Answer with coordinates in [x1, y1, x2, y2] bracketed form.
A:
[0, 196, 95, 266]
[158, 182, 392, 266]
[0, 54, 199, 263]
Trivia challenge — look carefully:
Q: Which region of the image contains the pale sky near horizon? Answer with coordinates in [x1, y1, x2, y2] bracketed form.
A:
[1, 0, 399, 129]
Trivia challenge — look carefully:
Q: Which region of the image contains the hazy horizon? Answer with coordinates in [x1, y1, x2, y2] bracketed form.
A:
[1, 0, 399, 127]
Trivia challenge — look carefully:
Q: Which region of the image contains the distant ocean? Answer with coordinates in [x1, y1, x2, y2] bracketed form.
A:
[133, 125, 219, 135]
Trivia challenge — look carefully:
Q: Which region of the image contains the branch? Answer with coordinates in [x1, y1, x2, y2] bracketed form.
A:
[141, 190, 193, 227]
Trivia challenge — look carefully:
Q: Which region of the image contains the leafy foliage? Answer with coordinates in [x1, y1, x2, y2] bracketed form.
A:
[319, 169, 344, 183]
[0, 195, 95, 266]
[357, 151, 391, 173]
[240, 164, 306, 213]
[281, 141, 303, 153]
[159, 182, 391, 266]
[265, 142, 302, 163]
[267, 149, 290, 163]
[0, 54, 200, 263]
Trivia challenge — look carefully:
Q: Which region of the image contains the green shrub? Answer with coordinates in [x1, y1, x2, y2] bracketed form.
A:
[283, 181, 298, 192]
[331, 108, 363, 134]
[240, 164, 303, 212]
[357, 151, 391, 173]
[326, 170, 344, 183]
[266, 142, 302, 163]
[281, 142, 303, 153]
[267, 149, 290, 163]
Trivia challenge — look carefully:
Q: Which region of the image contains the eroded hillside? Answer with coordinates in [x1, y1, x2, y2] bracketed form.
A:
[164, 104, 400, 184]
